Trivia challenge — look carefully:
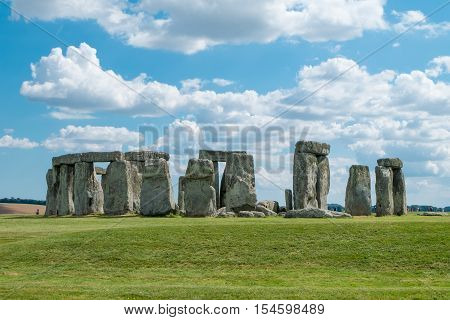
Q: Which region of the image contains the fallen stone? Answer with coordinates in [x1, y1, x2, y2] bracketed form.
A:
[56, 164, 75, 216]
[377, 158, 403, 168]
[214, 207, 236, 218]
[257, 200, 279, 213]
[256, 205, 276, 216]
[285, 208, 352, 218]
[393, 168, 407, 216]
[295, 140, 330, 156]
[285, 189, 293, 211]
[345, 165, 372, 216]
[293, 152, 318, 209]
[140, 158, 175, 216]
[222, 154, 257, 212]
[74, 162, 104, 215]
[237, 211, 266, 218]
[418, 212, 448, 216]
[316, 156, 330, 210]
[95, 167, 107, 175]
[279, 206, 287, 213]
[375, 166, 394, 216]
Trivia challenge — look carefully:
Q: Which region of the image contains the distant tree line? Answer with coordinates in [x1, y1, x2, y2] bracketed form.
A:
[0, 197, 45, 205]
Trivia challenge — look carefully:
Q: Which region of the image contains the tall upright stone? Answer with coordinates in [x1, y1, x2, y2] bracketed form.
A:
[178, 176, 186, 212]
[285, 189, 293, 211]
[45, 169, 58, 216]
[345, 165, 371, 216]
[102, 160, 137, 215]
[293, 140, 330, 210]
[222, 154, 257, 213]
[56, 164, 75, 216]
[293, 153, 318, 209]
[316, 156, 330, 210]
[375, 166, 394, 216]
[140, 158, 175, 216]
[73, 162, 104, 215]
[183, 159, 216, 217]
[393, 168, 407, 216]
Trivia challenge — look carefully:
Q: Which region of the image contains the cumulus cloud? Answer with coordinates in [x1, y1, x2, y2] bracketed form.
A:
[212, 78, 234, 87]
[42, 125, 140, 152]
[392, 10, 450, 36]
[425, 56, 450, 77]
[10, 0, 388, 53]
[0, 135, 39, 149]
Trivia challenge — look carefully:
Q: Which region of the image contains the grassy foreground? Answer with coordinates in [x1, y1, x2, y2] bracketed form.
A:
[0, 214, 448, 299]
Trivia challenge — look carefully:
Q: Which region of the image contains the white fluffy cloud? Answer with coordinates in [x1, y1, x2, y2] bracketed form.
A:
[0, 135, 39, 149]
[10, 0, 388, 53]
[392, 10, 450, 36]
[426, 56, 450, 77]
[42, 125, 140, 152]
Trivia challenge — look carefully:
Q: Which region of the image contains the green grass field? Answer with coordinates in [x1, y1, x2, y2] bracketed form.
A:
[0, 214, 448, 299]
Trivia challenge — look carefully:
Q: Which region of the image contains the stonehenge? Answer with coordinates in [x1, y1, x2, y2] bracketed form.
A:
[345, 165, 371, 216]
[45, 145, 408, 219]
[376, 158, 407, 216]
[293, 140, 330, 210]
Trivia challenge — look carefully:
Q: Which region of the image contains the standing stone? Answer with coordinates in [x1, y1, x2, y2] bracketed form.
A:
[73, 162, 104, 215]
[345, 165, 371, 216]
[375, 166, 394, 216]
[285, 189, 293, 211]
[140, 158, 175, 216]
[213, 161, 220, 208]
[184, 159, 216, 217]
[56, 164, 75, 216]
[178, 176, 186, 212]
[102, 160, 136, 215]
[45, 169, 58, 216]
[293, 152, 318, 209]
[222, 154, 257, 213]
[257, 200, 280, 213]
[316, 156, 330, 210]
[393, 168, 407, 216]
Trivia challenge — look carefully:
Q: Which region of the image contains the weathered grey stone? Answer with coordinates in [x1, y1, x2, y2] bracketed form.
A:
[56, 164, 75, 216]
[214, 207, 236, 217]
[222, 154, 257, 213]
[140, 158, 175, 216]
[199, 150, 247, 162]
[45, 169, 58, 216]
[377, 158, 403, 168]
[418, 212, 448, 216]
[293, 152, 318, 209]
[295, 140, 330, 156]
[237, 211, 254, 217]
[52, 152, 126, 166]
[213, 161, 220, 208]
[186, 158, 215, 177]
[52, 153, 82, 166]
[316, 156, 330, 210]
[279, 206, 287, 213]
[345, 165, 371, 216]
[285, 189, 293, 211]
[178, 176, 186, 212]
[393, 168, 407, 216]
[285, 208, 352, 218]
[256, 205, 276, 216]
[184, 159, 216, 217]
[81, 151, 124, 163]
[95, 167, 107, 175]
[375, 166, 394, 216]
[257, 200, 280, 213]
[74, 162, 103, 215]
[124, 151, 169, 162]
[102, 160, 136, 215]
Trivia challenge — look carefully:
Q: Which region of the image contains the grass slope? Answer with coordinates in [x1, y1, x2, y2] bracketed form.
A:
[0, 214, 448, 299]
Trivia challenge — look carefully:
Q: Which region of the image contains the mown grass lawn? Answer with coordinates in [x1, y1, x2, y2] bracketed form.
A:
[0, 214, 448, 299]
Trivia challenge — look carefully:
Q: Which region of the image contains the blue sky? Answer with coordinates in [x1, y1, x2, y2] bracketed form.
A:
[0, 0, 449, 206]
